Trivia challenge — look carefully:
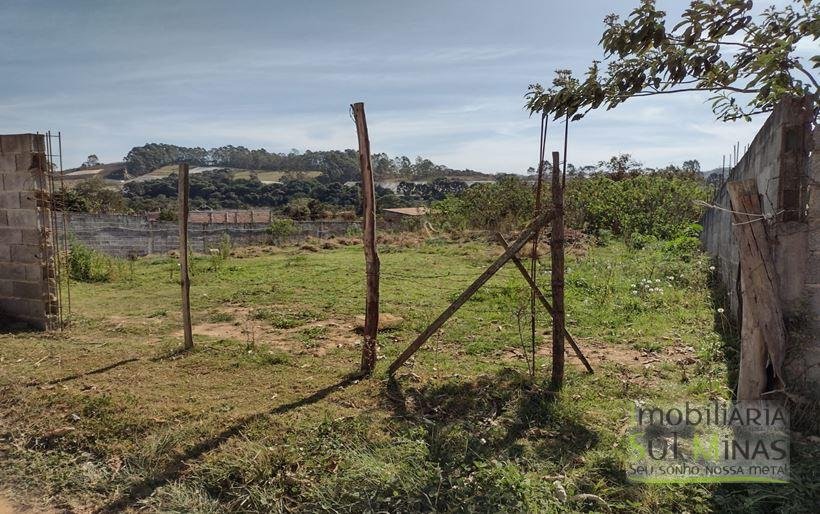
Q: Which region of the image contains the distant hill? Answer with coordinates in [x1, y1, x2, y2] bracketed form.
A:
[127, 165, 323, 184]
[62, 161, 128, 184]
[121, 143, 495, 184]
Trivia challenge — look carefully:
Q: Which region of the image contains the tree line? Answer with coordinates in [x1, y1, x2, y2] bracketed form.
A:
[57, 170, 475, 220]
[123, 143, 491, 183]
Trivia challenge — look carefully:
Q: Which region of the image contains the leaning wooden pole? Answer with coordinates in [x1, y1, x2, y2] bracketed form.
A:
[388, 209, 554, 376]
[727, 179, 785, 400]
[352, 102, 380, 375]
[550, 152, 565, 390]
[495, 234, 593, 374]
[178, 163, 193, 351]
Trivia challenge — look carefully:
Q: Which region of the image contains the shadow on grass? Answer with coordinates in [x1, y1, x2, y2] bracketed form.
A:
[93, 371, 364, 514]
[23, 345, 222, 388]
[386, 367, 601, 472]
[24, 357, 142, 387]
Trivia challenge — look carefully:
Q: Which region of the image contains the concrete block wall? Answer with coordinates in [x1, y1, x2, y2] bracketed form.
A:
[0, 134, 55, 330]
[702, 97, 815, 318]
[58, 212, 359, 258]
[701, 96, 818, 398]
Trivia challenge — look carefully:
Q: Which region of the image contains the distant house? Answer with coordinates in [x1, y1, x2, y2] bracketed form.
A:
[381, 207, 430, 223]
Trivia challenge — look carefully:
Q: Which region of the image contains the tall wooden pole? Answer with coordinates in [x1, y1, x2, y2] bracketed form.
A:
[352, 102, 380, 375]
[178, 163, 193, 351]
[550, 152, 565, 390]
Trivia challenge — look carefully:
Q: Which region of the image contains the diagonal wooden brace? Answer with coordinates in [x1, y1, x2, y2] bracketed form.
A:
[495, 233, 594, 374]
[387, 209, 555, 375]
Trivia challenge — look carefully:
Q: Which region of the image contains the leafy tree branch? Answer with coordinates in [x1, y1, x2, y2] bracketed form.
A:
[526, 0, 819, 122]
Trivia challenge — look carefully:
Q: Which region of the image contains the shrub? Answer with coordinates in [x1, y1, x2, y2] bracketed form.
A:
[566, 174, 709, 240]
[267, 218, 297, 244]
[283, 198, 311, 220]
[661, 223, 704, 259]
[432, 176, 535, 231]
[67, 240, 119, 282]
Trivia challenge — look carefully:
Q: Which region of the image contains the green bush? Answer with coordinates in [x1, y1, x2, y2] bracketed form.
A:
[661, 223, 703, 259]
[67, 240, 119, 282]
[431, 173, 708, 242]
[566, 174, 709, 240]
[432, 175, 535, 231]
[267, 218, 297, 243]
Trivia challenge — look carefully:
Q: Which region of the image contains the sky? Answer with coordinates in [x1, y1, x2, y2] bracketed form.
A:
[0, 0, 809, 172]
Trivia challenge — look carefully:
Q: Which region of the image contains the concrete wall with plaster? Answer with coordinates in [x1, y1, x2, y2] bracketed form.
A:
[701, 96, 818, 396]
[0, 134, 56, 330]
[58, 213, 359, 258]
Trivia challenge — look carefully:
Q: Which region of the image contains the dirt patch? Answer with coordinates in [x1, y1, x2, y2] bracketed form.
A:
[169, 306, 363, 357]
[353, 313, 404, 332]
[571, 340, 647, 368]
[504, 338, 697, 373]
[280, 319, 361, 357]
[0, 494, 55, 514]
[190, 322, 249, 340]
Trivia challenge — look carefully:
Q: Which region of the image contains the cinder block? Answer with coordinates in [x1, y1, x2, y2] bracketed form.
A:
[0, 228, 22, 244]
[0, 280, 12, 296]
[0, 155, 15, 172]
[16, 153, 46, 174]
[1, 173, 35, 191]
[20, 229, 42, 245]
[0, 191, 21, 209]
[0, 134, 35, 154]
[11, 244, 41, 263]
[0, 244, 10, 261]
[12, 280, 42, 299]
[0, 262, 28, 280]
[19, 192, 37, 209]
[0, 297, 44, 319]
[24, 263, 43, 281]
[5, 209, 38, 228]
[0, 211, 6, 226]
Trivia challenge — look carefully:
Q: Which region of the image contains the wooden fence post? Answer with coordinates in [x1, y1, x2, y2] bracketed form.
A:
[178, 163, 193, 351]
[550, 152, 565, 390]
[727, 179, 785, 400]
[352, 102, 380, 375]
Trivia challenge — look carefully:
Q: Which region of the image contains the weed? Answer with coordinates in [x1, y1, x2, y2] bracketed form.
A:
[298, 325, 328, 347]
[67, 239, 121, 282]
[208, 312, 235, 323]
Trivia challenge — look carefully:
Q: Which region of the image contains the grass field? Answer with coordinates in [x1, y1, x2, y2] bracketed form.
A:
[0, 237, 816, 512]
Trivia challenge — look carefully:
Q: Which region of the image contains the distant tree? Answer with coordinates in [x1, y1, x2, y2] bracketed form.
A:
[706, 171, 724, 189]
[284, 197, 311, 220]
[59, 178, 126, 213]
[526, 0, 818, 122]
[682, 159, 701, 173]
[82, 154, 100, 168]
[599, 154, 643, 181]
